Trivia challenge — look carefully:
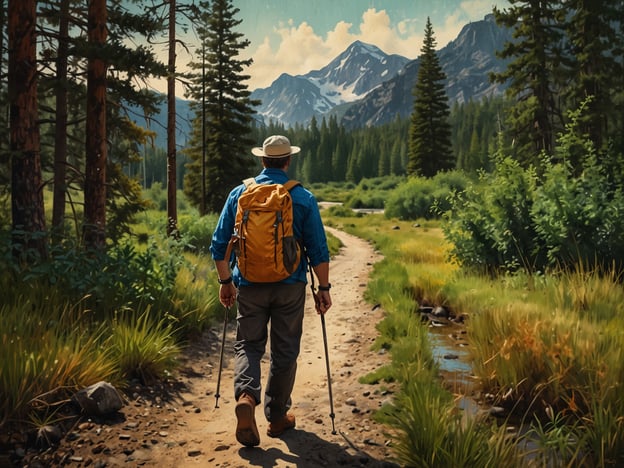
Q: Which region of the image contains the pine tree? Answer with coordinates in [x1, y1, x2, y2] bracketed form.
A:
[166, 0, 178, 236]
[184, 0, 259, 214]
[563, 0, 623, 156]
[83, 0, 107, 250]
[407, 17, 453, 177]
[299, 116, 320, 183]
[8, 0, 47, 259]
[35, 0, 167, 243]
[491, 0, 566, 165]
[316, 117, 334, 183]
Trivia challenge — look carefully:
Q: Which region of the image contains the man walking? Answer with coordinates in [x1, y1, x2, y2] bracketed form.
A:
[210, 135, 332, 447]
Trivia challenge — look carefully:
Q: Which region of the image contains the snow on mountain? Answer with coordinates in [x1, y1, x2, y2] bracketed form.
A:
[342, 14, 512, 129]
[250, 41, 409, 128]
[251, 14, 512, 130]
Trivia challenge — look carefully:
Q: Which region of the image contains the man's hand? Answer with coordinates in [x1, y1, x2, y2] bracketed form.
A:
[314, 289, 332, 315]
[219, 283, 237, 308]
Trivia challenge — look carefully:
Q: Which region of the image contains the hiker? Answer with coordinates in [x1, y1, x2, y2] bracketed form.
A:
[210, 134, 332, 447]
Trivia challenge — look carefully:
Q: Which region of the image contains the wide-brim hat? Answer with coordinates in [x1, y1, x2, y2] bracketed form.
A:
[251, 135, 301, 158]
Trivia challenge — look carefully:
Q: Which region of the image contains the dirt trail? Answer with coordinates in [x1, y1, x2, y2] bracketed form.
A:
[152, 227, 395, 467]
[14, 227, 398, 468]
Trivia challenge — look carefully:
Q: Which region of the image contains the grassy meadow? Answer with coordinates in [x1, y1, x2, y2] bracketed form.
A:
[2, 174, 623, 467]
[323, 201, 624, 467]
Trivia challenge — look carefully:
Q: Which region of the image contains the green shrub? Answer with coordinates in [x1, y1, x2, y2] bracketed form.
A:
[345, 193, 385, 209]
[442, 155, 540, 273]
[384, 177, 436, 220]
[8, 236, 184, 316]
[144, 182, 167, 211]
[179, 213, 219, 254]
[343, 176, 405, 209]
[532, 153, 624, 271]
[309, 181, 356, 202]
[443, 105, 624, 274]
[384, 171, 469, 220]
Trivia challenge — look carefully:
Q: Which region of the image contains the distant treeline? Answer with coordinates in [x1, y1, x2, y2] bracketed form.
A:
[131, 95, 508, 189]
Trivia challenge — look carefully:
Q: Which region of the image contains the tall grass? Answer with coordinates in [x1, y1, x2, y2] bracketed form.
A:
[109, 307, 180, 384]
[323, 209, 624, 466]
[0, 232, 215, 430]
[1, 190, 228, 434]
[0, 295, 116, 427]
[325, 211, 523, 466]
[378, 366, 523, 467]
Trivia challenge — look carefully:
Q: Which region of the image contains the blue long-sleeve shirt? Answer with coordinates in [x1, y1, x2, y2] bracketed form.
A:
[209, 168, 329, 286]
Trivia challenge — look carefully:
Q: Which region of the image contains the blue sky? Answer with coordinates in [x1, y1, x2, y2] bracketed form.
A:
[159, 0, 508, 94]
[235, 0, 508, 89]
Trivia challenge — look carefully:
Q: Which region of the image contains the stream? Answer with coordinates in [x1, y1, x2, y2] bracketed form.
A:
[425, 313, 481, 415]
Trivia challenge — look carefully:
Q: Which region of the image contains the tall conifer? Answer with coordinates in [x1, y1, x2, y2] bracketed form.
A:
[407, 18, 453, 177]
[492, 0, 565, 164]
[184, 0, 258, 214]
[8, 0, 46, 259]
[563, 0, 623, 156]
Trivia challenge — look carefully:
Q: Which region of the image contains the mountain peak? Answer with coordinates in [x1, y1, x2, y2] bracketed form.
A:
[251, 40, 409, 127]
[342, 14, 512, 129]
[346, 40, 382, 54]
[251, 15, 511, 129]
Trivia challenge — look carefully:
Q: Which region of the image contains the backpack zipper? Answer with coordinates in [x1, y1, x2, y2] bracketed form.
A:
[274, 211, 282, 268]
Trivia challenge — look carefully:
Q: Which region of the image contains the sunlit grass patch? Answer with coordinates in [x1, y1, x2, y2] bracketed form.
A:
[324, 229, 343, 257]
[0, 299, 116, 427]
[109, 307, 180, 384]
[396, 228, 451, 263]
[376, 364, 523, 467]
[405, 261, 455, 306]
[171, 263, 219, 334]
[546, 264, 624, 323]
[469, 296, 624, 416]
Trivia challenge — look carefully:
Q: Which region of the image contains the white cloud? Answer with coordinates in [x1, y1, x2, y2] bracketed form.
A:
[242, 2, 497, 91]
[147, 1, 500, 95]
[245, 8, 424, 90]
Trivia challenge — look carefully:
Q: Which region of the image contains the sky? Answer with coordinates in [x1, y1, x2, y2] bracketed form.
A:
[153, 0, 508, 94]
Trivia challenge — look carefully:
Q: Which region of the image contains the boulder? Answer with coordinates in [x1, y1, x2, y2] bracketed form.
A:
[73, 381, 124, 416]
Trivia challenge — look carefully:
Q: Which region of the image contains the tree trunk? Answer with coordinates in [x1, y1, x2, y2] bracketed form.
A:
[166, 0, 178, 236]
[1, 0, 8, 141]
[8, 0, 47, 260]
[201, 43, 206, 216]
[52, 0, 70, 239]
[83, 0, 107, 250]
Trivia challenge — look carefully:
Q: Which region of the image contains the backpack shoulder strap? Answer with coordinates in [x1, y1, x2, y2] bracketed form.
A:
[283, 180, 301, 192]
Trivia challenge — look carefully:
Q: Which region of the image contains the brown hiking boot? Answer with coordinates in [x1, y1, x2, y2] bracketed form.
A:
[235, 392, 260, 447]
[267, 413, 296, 437]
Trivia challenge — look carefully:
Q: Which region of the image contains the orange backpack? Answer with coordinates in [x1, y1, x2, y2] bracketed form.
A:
[231, 178, 302, 282]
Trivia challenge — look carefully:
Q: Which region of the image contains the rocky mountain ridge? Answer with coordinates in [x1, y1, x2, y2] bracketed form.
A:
[252, 14, 512, 129]
[250, 40, 409, 128]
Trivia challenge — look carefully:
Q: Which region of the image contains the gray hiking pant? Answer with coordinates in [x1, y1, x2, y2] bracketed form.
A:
[233, 282, 306, 422]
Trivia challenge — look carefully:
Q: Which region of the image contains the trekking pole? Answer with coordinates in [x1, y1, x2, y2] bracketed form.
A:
[309, 262, 337, 435]
[214, 306, 229, 409]
[320, 311, 337, 435]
